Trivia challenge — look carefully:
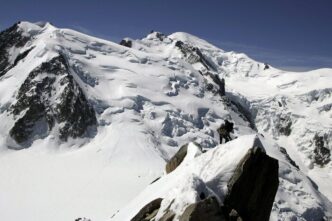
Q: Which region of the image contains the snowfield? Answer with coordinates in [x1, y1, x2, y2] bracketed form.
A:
[0, 21, 331, 221]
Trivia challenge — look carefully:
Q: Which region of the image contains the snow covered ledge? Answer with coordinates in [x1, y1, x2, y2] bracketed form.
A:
[112, 135, 280, 221]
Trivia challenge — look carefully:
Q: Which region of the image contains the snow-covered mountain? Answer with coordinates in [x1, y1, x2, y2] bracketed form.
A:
[0, 21, 331, 221]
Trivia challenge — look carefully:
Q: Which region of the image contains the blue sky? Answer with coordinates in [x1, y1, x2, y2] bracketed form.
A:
[1, 0, 331, 71]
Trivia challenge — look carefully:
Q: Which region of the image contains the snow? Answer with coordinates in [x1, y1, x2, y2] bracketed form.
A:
[111, 135, 262, 220]
[0, 21, 331, 220]
[112, 135, 332, 221]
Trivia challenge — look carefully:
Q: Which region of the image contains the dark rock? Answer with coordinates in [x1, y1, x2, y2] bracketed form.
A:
[264, 63, 270, 70]
[223, 145, 279, 221]
[276, 116, 292, 136]
[165, 143, 196, 174]
[119, 39, 132, 48]
[179, 196, 226, 221]
[150, 176, 161, 184]
[75, 218, 91, 221]
[13, 47, 34, 66]
[166, 144, 188, 174]
[174, 41, 216, 71]
[175, 40, 184, 48]
[156, 32, 166, 41]
[9, 54, 96, 147]
[206, 83, 214, 91]
[207, 72, 225, 96]
[159, 211, 175, 221]
[130, 198, 163, 221]
[313, 134, 331, 166]
[195, 49, 217, 71]
[279, 146, 299, 169]
[227, 95, 257, 131]
[0, 22, 30, 77]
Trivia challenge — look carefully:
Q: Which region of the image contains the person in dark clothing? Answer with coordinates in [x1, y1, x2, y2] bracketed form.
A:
[217, 120, 234, 144]
[220, 78, 225, 96]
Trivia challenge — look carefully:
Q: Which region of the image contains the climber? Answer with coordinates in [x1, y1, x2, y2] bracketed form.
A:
[220, 78, 225, 96]
[217, 120, 234, 144]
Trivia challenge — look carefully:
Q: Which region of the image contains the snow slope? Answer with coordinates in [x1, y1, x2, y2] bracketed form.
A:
[112, 135, 332, 221]
[0, 22, 331, 221]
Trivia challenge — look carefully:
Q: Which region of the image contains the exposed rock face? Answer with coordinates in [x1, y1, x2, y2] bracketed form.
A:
[9, 54, 96, 147]
[175, 41, 216, 71]
[179, 196, 226, 221]
[223, 146, 279, 221]
[155, 32, 166, 41]
[279, 146, 299, 169]
[120, 39, 132, 48]
[159, 211, 175, 221]
[130, 198, 163, 221]
[276, 115, 292, 136]
[13, 47, 34, 66]
[0, 22, 30, 77]
[128, 138, 280, 221]
[264, 63, 270, 70]
[165, 143, 189, 174]
[313, 134, 331, 166]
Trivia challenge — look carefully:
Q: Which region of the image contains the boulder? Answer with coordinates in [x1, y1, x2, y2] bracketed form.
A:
[165, 144, 189, 174]
[179, 196, 226, 221]
[131, 198, 163, 221]
[223, 145, 279, 221]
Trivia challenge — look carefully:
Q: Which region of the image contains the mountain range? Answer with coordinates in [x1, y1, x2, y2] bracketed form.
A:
[0, 21, 331, 221]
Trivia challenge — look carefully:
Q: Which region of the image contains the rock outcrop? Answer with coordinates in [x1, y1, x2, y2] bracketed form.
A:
[180, 196, 226, 221]
[130, 198, 163, 221]
[313, 134, 331, 166]
[275, 116, 292, 136]
[175, 41, 216, 71]
[9, 54, 97, 147]
[120, 39, 132, 48]
[223, 146, 279, 221]
[0, 22, 30, 77]
[132, 138, 279, 221]
[165, 143, 189, 174]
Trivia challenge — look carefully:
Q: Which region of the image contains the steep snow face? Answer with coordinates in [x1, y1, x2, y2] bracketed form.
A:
[0, 22, 331, 221]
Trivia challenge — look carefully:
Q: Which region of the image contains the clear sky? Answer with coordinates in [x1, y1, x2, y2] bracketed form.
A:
[1, 0, 331, 71]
